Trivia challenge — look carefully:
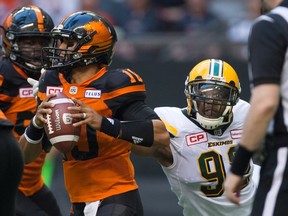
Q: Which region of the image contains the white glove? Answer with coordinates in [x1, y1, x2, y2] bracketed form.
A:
[27, 77, 39, 98]
[27, 68, 45, 98]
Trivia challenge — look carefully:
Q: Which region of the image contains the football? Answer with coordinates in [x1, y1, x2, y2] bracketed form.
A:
[44, 92, 81, 153]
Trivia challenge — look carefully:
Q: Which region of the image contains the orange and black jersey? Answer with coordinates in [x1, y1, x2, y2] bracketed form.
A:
[0, 58, 46, 196]
[38, 67, 158, 120]
[0, 58, 35, 127]
[38, 67, 156, 202]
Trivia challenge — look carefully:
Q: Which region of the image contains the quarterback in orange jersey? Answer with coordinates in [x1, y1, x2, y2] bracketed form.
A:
[0, 6, 62, 216]
[0, 109, 23, 216]
[19, 11, 170, 216]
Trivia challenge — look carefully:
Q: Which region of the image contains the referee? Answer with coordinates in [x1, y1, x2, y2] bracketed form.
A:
[224, 0, 288, 215]
[0, 110, 24, 215]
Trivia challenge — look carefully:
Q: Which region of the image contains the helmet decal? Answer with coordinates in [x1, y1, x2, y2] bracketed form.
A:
[210, 59, 222, 76]
[31, 5, 44, 32]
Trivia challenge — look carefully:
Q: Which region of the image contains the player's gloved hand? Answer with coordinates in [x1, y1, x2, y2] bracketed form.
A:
[27, 77, 39, 98]
[27, 68, 45, 98]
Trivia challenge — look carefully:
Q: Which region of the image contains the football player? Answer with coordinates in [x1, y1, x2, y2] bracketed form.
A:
[19, 11, 170, 216]
[0, 6, 62, 216]
[0, 109, 23, 216]
[153, 59, 260, 216]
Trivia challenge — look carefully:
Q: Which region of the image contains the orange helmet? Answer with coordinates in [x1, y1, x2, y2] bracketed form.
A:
[184, 59, 241, 130]
[42, 11, 117, 70]
[1, 5, 54, 78]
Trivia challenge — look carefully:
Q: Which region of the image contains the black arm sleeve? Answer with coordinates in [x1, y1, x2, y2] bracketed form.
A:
[114, 101, 159, 147]
[116, 101, 159, 121]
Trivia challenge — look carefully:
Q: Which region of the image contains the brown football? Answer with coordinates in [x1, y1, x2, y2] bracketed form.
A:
[44, 92, 81, 153]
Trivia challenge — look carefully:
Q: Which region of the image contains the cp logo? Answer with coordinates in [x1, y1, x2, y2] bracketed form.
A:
[47, 87, 63, 94]
[19, 88, 34, 98]
[186, 132, 208, 146]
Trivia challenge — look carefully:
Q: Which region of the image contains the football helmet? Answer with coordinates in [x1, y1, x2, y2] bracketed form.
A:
[1, 5, 54, 79]
[184, 59, 241, 130]
[42, 11, 117, 70]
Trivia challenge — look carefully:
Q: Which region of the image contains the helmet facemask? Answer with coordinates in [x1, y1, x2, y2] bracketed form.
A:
[9, 35, 51, 77]
[42, 31, 83, 69]
[186, 81, 239, 130]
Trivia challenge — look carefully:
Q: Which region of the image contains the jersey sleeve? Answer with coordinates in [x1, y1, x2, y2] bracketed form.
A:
[248, 14, 288, 86]
[104, 68, 147, 117]
[0, 60, 22, 111]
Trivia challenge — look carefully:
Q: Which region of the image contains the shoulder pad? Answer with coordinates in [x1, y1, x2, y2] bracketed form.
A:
[105, 68, 144, 91]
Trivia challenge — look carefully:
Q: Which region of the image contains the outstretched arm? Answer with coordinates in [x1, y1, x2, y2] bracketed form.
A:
[69, 98, 172, 162]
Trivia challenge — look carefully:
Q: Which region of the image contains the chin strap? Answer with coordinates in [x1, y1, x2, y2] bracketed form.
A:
[194, 103, 233, 130]
[196, 113, 224, 130]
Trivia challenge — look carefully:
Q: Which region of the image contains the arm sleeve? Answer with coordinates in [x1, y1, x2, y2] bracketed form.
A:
[116, 101, 159, 121]
[113, 101, 160, 147]
[249, 14, 288, 86]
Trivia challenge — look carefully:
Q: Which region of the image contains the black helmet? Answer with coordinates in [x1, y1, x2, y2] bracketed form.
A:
[1, 5, 54, 79]
[42, 11, 117, 70]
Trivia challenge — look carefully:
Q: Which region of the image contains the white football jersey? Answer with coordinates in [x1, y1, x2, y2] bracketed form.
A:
[155, 99, 257, 216]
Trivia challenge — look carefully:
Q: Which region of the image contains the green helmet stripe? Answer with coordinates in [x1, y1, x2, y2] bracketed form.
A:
[209, 59, 223, 77]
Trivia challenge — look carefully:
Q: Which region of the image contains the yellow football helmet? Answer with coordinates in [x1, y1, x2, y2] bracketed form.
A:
[184, 59, 241, 130]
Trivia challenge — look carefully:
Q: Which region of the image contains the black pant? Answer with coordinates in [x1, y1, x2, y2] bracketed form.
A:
[0, 129, 24, 216]
[16, 184, 62, 216]
[251, 146, 288, 216]
[72, 189, 144, 216]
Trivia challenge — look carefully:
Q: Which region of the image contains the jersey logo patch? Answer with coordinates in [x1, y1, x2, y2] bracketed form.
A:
[47, 86, 63, 94]
[19, 87, 34, 98]
[186, 132, 208, 146]
[69, 86, 78, 95]
[132, 136, 143, 144]
[85, 90, 101, 98]
[230, 129, 243, 139]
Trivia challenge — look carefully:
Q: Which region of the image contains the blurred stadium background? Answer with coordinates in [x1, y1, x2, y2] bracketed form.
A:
[0, 0, 258, 215]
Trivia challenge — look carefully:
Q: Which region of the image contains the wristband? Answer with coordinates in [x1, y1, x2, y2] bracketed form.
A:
[100, 117, 121, 138]
[24, 120, 44, 144]
[32, 116, 43, 129]
[230, 145, 254, 176]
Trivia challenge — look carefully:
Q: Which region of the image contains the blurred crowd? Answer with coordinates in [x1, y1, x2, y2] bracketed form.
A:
[0, 1, 262, 215]
[0, 0, 261, 61]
